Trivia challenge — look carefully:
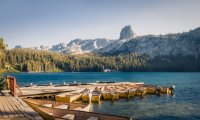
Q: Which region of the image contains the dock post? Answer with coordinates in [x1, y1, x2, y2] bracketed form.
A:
[6, 76, 17, 97]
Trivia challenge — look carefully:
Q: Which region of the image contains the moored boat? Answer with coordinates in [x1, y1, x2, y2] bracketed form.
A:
[102, 86, 120, 100]
[116, 88, 128, 98]
[111, 90, 120, 100]
[91, 93, 101, 102]
[36, 106, 131, 120]
[55, 92, 82, 103]
[134, 87, 146, 96]
[55, 88, 85, 103]
[23, 98, 91, 112]
[102, 86, 113, 100]
[82, 89, 91, 102]
[91, 87, 102, 102]
[127, 88, 137, 98]
[102, 91, 112, 100]
[160, 87, 170, 94]
[144, 85, 157, 94]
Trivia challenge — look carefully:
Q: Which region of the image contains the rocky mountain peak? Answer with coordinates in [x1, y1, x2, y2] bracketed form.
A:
[119, 25, 135, 40]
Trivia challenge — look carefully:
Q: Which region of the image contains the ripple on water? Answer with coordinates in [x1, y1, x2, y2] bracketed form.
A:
[91, 95, 200, 120]
[4, 72, 200, 119]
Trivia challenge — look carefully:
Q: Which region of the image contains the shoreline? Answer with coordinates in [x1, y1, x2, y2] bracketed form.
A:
[4, 71, 200, 75]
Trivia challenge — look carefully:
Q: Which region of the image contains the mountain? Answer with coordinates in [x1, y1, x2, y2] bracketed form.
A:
[119, 25, 136, 40]
[17, 38, 115, 54]
[50, 38, 115, 54]
[50, 43, 68, 52]
[58, 25, 135, 54]
[16, 25, 200, 58]
[5, 27, 200, 72]
[97, 27, 200, 59]
[96, 25, 137, 53]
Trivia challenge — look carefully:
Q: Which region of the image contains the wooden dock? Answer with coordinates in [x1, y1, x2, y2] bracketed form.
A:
[0, 96, 43, 120]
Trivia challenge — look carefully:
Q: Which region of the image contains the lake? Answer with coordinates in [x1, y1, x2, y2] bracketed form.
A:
[4, 72, 200, 120]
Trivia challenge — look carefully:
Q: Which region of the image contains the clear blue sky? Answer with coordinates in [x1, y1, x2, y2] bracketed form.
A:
[0, 0, 200, 48]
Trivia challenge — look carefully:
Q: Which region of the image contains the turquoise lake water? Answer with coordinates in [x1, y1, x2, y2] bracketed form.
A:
[4, 72, 200, 120]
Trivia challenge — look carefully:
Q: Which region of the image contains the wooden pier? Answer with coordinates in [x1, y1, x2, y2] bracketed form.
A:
[0, 96, 43, 120]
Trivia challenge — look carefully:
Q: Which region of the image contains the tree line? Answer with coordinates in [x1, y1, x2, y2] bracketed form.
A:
[5, 48, 200, 72]
[5, 48, 151, 72]
[0, 38, 6, 73]
[0, 39, 200, 72]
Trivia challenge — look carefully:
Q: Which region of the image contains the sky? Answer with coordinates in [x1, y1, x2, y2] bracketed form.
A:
[0, 0, 200, 49]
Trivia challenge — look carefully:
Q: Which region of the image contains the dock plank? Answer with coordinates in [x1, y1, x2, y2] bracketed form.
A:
[0, 96, 43, 120]
[2, 97, 18, 118]
[17, 98, 42, 119]
[0, 96, 9, 119]
[11, 97, 43, 120]
[6, 97, 24, 117]
[0, 106, 3, 119]
[4, 97, 19, 117]
[10, 97, 33, 119]
[1, 97, 13, 118]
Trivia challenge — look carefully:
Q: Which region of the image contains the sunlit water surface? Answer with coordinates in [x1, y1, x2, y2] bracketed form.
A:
[4, 72, 200, 120]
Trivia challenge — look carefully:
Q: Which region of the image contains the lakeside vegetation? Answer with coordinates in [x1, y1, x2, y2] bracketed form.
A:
[0, 38, 6, 73]
[0, 39, 200, 73]
[6, 48, 150, 72]
[0, 38, 6, 90]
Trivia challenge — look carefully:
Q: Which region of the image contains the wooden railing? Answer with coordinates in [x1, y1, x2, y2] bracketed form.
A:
[6, 76, 22, 96]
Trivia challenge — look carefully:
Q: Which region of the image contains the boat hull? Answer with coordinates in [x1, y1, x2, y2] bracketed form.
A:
[82, 94, 90, 102]
[91, 95, 101, 102]
[36, 106, 131, 120]
[119, 92, 128, 98]
[128, 91, 136, 98]
[112, 93, 120, 100]
[135, 90, 146, 96]
[102, 92, 112, 100]
[161, 87, 170, 94]
[146, 88, 156, 94]
[36, 107, 54, 120]
[55, 93, 82, 103]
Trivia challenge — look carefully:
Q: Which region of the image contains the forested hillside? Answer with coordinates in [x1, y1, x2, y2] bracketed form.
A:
[6, 48, 150, 72]
[1, 37, 200, 72]
[3, 47, 200, 72]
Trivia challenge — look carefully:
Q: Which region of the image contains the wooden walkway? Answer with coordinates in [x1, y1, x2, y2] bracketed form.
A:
[0, 96, 43, 120]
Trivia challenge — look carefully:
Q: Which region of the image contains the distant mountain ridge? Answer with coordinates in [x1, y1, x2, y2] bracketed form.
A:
[119, 25, 136, 40]
[15, 25, 200, 59]
[62, 38, 115, 54]
[20, 38, 116, 54]
[5, 26, 200, 72]
[98, 27, 200, 58]
[99, 28, 200, 58]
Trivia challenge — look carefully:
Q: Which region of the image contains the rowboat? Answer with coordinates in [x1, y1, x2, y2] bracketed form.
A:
[114, 85, 135, 99]
[82, 89, 91, 102]
[23, 98, 91, 112]
[127, 88, 137, 98]
[160, 87, 170, 94]
[116, 88, 128, 98]
[102, 86, 119, 100]
[102, 86, 113, 100]
[144, 85, 157, 94]
[111, 90, 120, 100]
[135, 87, 146, 96]
[91, 87, 102, 102]
[35, 106, 132, 120]
[55, 92, 82, 103]
[102, 91, 112, 100]
[55, 88, 85, 103]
